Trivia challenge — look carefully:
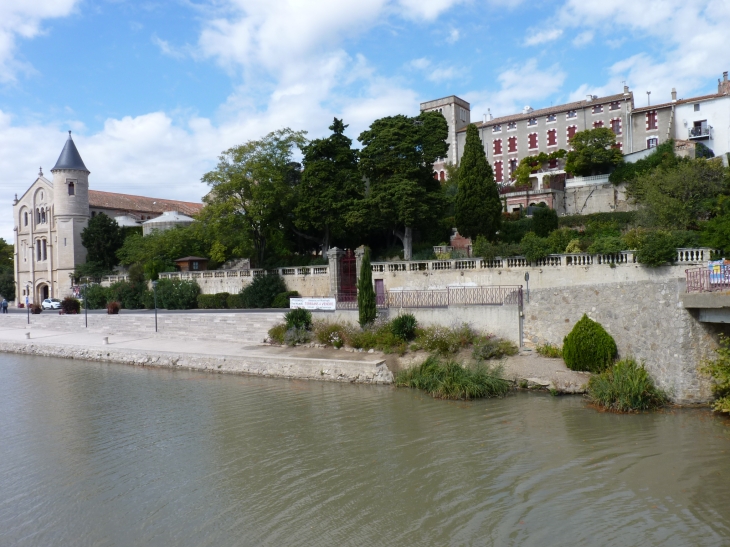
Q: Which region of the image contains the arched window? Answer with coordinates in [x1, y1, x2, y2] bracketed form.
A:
[439, 171, 445, 181]
[42, 240, 47, 261]
[68, 182, 75, 196]
[24, 212, 28, 226]
[41, 209, 46, 223]
[36, 242, 41, 262]
[36, 209, 40, 224]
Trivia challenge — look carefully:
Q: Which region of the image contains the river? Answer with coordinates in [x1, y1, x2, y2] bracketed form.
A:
[1, 354, 730, 546]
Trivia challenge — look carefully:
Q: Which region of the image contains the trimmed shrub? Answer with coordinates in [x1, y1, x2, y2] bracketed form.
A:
[636, 231, 676, 267]
[107, 301, 120, 314]
[532, 207, 558, 237]
[272, 291, 300, 308]
[82, 284, 110, 310]
[563, 314, 617, 373]
[285, 308, 312, 331]
[587, 358, 668, 412]
[227, 294, 245, 309]
[60, 296, 80, 314]
[197, 292, 230, 309]
[395, 355, 510, 400]
[152, 279, 200, 310]
[239, 274, 287, 308]
[268, 323, 287, 345]
[391, 314, 417, 341]
[472, 336, 519, 360]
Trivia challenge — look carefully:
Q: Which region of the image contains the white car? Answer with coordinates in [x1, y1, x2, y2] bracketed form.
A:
[41, 298, 61, 310]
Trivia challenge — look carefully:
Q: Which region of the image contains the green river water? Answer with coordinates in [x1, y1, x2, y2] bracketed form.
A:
[1, 354, 730, 546]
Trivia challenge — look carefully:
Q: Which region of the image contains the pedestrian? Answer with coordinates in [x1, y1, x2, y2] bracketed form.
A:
[1, 298, 7, 314]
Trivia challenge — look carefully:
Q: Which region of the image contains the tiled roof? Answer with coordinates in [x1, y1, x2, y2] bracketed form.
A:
[632, 93, 728, 113]
[459, 92, 632, 133]
[88, 190, 203, 216]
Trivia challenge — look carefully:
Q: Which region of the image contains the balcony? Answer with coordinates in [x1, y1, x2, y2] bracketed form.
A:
[689, 126, 712, 140]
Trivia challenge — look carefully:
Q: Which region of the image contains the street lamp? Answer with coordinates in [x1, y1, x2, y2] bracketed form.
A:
[84, 278, 88, 328]
[26, 283, 31, 325]
[152, 280, 158, 333]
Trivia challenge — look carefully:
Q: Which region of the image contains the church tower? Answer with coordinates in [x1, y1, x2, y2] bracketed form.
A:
[51, 131, 90, 284]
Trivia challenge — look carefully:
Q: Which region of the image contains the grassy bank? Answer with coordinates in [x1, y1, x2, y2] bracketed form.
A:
[587, 358, 667, 412]
[395, 355, 510, 400]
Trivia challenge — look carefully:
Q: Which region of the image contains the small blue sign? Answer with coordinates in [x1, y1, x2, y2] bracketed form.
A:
[25, 296, 29, 305]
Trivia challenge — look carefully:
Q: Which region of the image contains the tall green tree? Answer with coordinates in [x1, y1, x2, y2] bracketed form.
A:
[358, 111, 449, 260]
[295, 118, 362, 255]
[0, 238, 14, 300]
[357, 248, 376, 327]
[201, 128, 307, 266]
[454, 124, 502, 240]
[565, 127, 623, 176]
[81, 213, 124, 272]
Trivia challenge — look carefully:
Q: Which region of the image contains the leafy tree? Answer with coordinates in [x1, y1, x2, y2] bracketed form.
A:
[520, 232, 550, 263]
[358, 111, 449, 260]
[565, 127, 623, 176]
[636, 231, 678, 266]
[295, 118, 362, 255]
[454, 124, 502, 240]
[80, 213, 124, 273]
[239, 274, 287, 308]
[0, 238, 14, 300]
[609, 140, 679, 184]
[201, 128, 307, 266]
[532, 207, 558, 237]
[629, 159, 727, 229]
[116, 225, 209, 276]
[357, 248, 376, 327]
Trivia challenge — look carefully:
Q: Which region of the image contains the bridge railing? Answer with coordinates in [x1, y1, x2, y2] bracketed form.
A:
[686, 267, 730, 293]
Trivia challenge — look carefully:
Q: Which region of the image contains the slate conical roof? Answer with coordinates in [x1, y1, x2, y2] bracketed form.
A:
[52, 131, 89, 172]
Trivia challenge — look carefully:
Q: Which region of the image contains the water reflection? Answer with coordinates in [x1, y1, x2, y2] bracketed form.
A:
[1, 355, 729, 546]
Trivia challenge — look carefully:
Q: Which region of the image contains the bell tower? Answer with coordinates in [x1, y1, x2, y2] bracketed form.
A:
[51, 131, 90, 287]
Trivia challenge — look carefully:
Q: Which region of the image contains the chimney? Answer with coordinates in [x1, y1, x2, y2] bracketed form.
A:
[671, 88, 677, 102]
[623, 85, 629, 94]
[586, 95, 593, 102]
[483, 114, 487, 124]
[720, 71, 730, 94]
[487, 108, 493, 121]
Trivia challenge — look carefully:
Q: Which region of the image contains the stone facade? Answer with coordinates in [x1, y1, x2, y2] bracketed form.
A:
[419, 95, 471, 178]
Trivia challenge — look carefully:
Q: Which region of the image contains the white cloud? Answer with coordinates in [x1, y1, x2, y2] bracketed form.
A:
[524, 28, 563, 46]
[447, 28, 460, 44]
[466, 59, 567, 119]
[151, 34, 185, 59]
[554, 0, 730, 98]
[572, 30, 593, 47]
[0, 0, 79, 82]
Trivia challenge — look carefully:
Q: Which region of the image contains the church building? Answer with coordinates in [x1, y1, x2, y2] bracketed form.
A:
[13, 132, 202, 304]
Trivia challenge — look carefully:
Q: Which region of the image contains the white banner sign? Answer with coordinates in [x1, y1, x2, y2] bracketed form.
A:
[290, 298, 336, 311]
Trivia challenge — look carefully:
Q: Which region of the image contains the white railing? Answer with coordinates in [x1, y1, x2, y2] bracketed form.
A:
[566, 174, 610, 188]
[157, 265, 328, 281]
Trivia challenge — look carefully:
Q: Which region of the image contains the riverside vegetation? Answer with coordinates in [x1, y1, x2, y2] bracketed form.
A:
[267, 311, 517, 400]
[701, 335, 730, 414]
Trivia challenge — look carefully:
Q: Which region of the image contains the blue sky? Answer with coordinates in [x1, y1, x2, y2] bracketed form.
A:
[1, 0, 729, 239]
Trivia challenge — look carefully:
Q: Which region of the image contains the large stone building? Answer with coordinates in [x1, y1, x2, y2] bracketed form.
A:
[421, 71, 730, 214]
[13, 133, 202, 304]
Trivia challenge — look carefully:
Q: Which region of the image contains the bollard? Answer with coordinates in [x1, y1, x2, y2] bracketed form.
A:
[25, 332, 30, 339]
[102, 337, 109, 345]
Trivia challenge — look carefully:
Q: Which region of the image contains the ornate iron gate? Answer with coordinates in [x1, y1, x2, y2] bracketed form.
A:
[338, 250, 357, 303]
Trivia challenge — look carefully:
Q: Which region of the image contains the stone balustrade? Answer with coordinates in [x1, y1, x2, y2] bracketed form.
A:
[154, 265, 329, 281]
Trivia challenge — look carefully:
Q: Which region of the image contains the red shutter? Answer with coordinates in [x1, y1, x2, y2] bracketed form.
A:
[528, 133, 538, 149]
[547, 129, 557, 146]
[508, 136, 517, 152]
[495, 161, 503, 183]
[593, 120, 604, 129]
[493, 139, 502, 155]
[567, 125, 577, 140]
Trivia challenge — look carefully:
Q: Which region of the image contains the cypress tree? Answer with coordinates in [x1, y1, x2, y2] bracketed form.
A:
[357, 248, 376, 327]
[454, 124, 503, 241]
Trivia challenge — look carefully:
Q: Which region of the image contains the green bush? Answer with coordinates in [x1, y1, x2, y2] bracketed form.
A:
[472, 336, 518, 360]
[197, 292, 230, 309]
[271, 291, 300, 308]
[153, 279, 201, 310]
[239, 274, 287, 308]
[563, 314, 617, 373]
[227, 294, 245, 309]
[108, 280, 147, 309]
[284, 327, 312, 346]
[413, 323, 477, 354]
[268, 323, 287, 344]
[587, 358, 668, 412]
[82, 284, 110, 309]
[701, 334, 730, 413]
[532, 207, 558, 237]
[61, 296, 81, 314]
[536, 343, 563, 358]
[391, 314, 418, 341]
[313, 322, 347, 348]
[564, 239, 582, 253]
[520, 232, 550, 263]
[499, 217, 533, 244]
[395, 355, 510, 400]
[285, 308, 312, 331]
[348, 323, 406, 354]
[636, 231, 677, 267]
[587, 236, 625, 255]
[547, 228, 580, 254]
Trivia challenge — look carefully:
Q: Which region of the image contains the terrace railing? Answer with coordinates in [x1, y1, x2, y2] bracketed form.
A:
[338, 285, 523, 310]
[686, 267, 730, 293]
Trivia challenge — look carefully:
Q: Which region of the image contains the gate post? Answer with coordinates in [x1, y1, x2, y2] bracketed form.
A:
[354, 246, 366, 282]
[327, 247, 344, 297]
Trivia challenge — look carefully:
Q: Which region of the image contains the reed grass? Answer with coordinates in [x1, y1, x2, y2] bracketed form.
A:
[395, 355, 511, 400]
[587, 358, 667, 412]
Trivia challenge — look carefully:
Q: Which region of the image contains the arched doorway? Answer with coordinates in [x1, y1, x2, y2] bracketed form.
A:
[37, 284, 49, 302]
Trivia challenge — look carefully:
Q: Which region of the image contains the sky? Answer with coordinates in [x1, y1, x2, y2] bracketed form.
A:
[1, 0, 729, 241]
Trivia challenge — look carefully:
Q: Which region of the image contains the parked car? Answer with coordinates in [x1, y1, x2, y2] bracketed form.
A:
[41, 298, 61, 310]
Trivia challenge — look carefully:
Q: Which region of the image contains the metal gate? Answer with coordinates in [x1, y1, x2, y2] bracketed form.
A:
[338, 249, 357, 303]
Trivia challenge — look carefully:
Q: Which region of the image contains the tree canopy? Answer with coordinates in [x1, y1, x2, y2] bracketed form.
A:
[565, 127, 623, 176]
[80, 213, 125, 273]
[295, 118, 362, 255]
[358, 111, 449, 260]
[454, 123, 502, 240]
